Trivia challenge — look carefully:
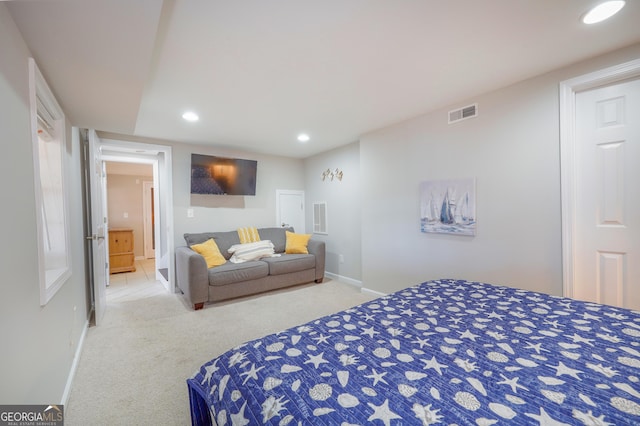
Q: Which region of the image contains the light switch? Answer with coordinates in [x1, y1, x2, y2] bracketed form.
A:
[187, 208, 194, 218]
[123, 212, 128, 218]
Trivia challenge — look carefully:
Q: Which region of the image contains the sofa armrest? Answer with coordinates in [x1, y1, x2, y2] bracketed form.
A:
[175, 246, 209, 308]
[307, 239, 325, 282]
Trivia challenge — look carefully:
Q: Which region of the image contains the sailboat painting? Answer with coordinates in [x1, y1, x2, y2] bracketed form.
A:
[420, 177, 476, 236]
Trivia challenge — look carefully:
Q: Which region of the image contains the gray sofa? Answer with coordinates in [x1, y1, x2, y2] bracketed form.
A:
[175, 227, 325, 310]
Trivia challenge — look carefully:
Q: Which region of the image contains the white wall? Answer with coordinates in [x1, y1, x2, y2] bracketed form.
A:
[360, 43, 640, 296]
[0, 4, 88, 404]
[107, 173, 152, 258]
[304, 142, 362, 282]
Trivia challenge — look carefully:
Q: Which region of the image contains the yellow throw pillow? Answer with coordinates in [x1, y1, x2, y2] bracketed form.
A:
[237, 226, 261, 244]
[285, 231, 311, 254]
[191, 238, 226, 268]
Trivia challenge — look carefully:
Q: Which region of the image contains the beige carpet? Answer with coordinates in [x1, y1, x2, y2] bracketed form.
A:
[65, 279, 378, 425]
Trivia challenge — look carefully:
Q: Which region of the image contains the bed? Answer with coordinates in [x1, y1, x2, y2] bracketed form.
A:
[187, 278, 640, 425]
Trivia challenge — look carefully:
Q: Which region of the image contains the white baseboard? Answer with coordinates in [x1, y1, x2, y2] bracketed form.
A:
[325, 272, 362, 288]
[361, 287, 386, 297]
[324, 272, 386, 298]
[61, 320, 88, 406]
[158, 270, 170, 292]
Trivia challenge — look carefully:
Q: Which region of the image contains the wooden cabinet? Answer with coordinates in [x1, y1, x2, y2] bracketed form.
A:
[109, 228, 136, 274]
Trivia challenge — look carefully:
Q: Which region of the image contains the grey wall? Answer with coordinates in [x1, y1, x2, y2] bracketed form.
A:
[168, 142, 305, 249]
[304, 142, 362, 282]
[360, 43, 640, 296]
[0, 4, 88, 404]
[3, 0, 639, 404]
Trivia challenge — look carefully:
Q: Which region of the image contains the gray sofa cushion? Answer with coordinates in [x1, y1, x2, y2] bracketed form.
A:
[207, 261, 268, 286]
[184, 230, 240, 260]
[257, 227, 292, 253]
[185, 227, 294, 259]
[183, 232, 217, 246]
[261, 254, 315, 275]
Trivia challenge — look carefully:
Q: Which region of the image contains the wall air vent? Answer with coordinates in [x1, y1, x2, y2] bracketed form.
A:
[448, 103, 478, 124]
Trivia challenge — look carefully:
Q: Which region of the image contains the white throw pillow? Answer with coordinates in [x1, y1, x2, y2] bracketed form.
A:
[228, 240, 279, 263]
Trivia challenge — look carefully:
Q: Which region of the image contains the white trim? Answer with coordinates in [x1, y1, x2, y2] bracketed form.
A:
[559, 58, 640, 298]
[160, 149, 175, 292]
[360, 287, 386, 298]
[61, 320, 88, 405]
[324, 273, 387, 298]
[324, 272, 361, 288]
[99, 138, 175, 292]
[29, 58, 73, 305]
[142, 180, 155, 259]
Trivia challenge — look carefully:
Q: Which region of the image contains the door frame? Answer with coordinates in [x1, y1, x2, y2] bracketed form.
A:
[97, 137, 175, 292]
[559, 58, 640, 298]
[84, 129, 109, 326]
[142, 180, 155, 259]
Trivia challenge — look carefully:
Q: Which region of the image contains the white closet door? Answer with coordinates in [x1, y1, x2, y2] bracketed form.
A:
[573, 78, 640, 309]
[276, 190, 305, 233]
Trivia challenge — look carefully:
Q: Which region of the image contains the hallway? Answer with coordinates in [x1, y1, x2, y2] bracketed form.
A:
[106, 258, 165, 303]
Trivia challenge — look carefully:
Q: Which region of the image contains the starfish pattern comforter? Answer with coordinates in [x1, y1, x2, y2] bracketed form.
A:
[187, 279, 640, 425]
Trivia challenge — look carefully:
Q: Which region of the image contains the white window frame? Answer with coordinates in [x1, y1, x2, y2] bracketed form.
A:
[313, 202, 328, 234]
[29, 58, 72, 305]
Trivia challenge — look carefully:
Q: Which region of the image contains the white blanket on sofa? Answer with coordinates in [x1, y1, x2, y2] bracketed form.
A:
[227, 240, 281, 263]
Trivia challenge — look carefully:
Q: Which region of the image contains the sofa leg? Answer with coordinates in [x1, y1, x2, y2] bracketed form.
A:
[315, 278, 323, 283]
[194, 302, 204, 310]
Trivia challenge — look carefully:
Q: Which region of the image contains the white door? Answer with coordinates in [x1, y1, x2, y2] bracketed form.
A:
[143, 180, 155, 259]
[573, 78, 640, 309]
[276, 190, 305, 233]
[88, 129, 108, 325]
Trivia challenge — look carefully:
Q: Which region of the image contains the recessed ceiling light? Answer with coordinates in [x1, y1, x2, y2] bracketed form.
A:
[182, 111, 199, 122]
[582, 1, 625, 24]
[297, 133, 310, 142]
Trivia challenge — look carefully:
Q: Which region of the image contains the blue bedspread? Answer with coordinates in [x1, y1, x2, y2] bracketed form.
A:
[187, 279, 640, 425]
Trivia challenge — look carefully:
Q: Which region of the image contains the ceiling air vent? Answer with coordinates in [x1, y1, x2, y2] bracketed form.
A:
[448, 103, 478, 124]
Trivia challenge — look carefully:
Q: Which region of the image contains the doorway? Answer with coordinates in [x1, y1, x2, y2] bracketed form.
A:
[104, 161, 158, 302]
[85, 132, 175, 325]
[560, 59, 640, 310]
[98, 138, 174, 292]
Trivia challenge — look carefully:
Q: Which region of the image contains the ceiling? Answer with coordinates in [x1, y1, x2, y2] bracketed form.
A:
[7, 0, 640, 159]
